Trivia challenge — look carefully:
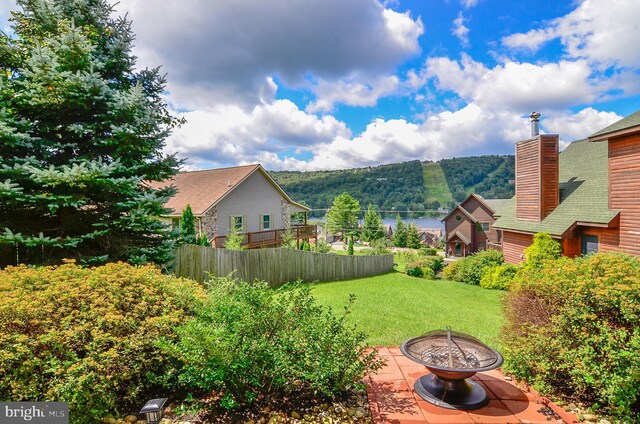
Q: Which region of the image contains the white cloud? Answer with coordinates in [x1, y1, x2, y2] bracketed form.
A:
[117, 0, 423, 110]
[426, 55, 605, 111]
[461, 0, 479, 9]
[452, 12, 470, 47]
[166, 100, 351, 170]
[542, 107, 622, 148]
[306, 75, 400, 112]
[502, 0, 640, 68]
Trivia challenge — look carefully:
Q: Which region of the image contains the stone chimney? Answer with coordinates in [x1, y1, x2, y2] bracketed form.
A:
[515, 113, 559, 222]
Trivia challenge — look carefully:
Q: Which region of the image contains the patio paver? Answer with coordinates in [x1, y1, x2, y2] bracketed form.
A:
[366, 347, 579, 424]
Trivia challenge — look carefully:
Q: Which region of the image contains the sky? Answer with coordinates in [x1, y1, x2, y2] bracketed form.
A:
[2, 0, 640, 171]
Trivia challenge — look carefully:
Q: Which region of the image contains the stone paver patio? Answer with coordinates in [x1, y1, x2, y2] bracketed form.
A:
[366, 347, 579, 424]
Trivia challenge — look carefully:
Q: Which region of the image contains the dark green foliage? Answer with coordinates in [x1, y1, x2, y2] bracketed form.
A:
[502, 253, 640, 421]
[406, 223, 421, 249]
[0, 0, 181, 267]
[326, 192, 360, 239]
[0, 262, 205, 424]
[405, 256, 443, 279]
[405, 264, 424, 278]
[160, 277, 384, 409]
[270, 161, 425, 218]
[442, 250, 504, 285]
[347, 236, 354, 255]
[361, 204, 384, 241]
[420, 247, 438, 256]
[440, 155, 514, 202]
[196, 234, 210, 246]
[180, 205, 196, 245]
[392, 214, 407, 247]
[300, 239, 311, 251]
[480, 263, 518, 290]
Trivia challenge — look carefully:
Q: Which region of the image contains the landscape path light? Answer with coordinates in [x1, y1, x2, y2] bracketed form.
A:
[139, 397, 167, 424]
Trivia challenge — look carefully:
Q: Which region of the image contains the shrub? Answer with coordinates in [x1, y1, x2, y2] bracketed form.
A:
[419, 247, 438, 256]
[480, 263, 518, 290]
[0, 262, 205, 424]
[523, 232, 562, 269]
[160, 277, 384, 409]
[406, 257, 440, 279]
[405, 264, 424, 278]
[501, 253, 640, 421]
[314, 238, 331, 253]
[370, 238, 392, 255]
[422, 267, 436, 280]
[443, 250, 504, 285]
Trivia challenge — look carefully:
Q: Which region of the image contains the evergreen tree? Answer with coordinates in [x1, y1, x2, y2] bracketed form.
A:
[179, 205, 196, 245]
[393, 214, 407, 247]
[326, 192, 360, 241]
[347, 236, 354, 256]
[224, 226, 245, 251]
[196, 234, 210, 247]
[406, 223, 421, 249]
[0, 0, 181, 266]
[361, 204, 384, 242]
[280, 224, 296, 249]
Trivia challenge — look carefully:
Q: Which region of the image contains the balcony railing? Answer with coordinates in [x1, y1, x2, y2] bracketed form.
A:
[212, 224, 318, 249]
[487, 241, 503, 252]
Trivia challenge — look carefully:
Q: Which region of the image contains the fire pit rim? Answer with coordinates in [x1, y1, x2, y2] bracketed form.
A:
[400, 334, 504, 374]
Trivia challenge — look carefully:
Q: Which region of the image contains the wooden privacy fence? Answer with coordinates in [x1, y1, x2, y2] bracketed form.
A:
[174, 244, 394, 287]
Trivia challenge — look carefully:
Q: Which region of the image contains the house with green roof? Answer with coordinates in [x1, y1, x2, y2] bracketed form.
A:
[494, 109, 640, 263]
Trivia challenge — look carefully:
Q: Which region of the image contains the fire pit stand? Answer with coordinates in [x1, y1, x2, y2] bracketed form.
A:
[400, 328, 503, 410]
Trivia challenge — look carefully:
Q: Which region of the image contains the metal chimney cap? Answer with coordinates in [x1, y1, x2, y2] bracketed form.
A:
[530, 112, 541, 121]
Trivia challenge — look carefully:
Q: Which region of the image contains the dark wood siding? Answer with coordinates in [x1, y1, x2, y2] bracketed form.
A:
[516, 138, 540, 221]
[541, 135, 559, 219]
[462, 196, 499, 250]
[444, 209, 473, 247]
[502, 231, 533, 264]
[609, 135, 640, 255]
[515, 135, 559, 222]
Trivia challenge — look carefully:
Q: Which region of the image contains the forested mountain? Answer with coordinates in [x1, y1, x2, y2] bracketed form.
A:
[270, 161, 425, 217]
[269, 155, 515, 217]
[439, 155, 515, 203]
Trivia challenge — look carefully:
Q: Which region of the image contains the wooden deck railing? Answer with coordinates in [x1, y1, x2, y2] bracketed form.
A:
[212, 224, 317, 249]
[487, 242, 503, 252]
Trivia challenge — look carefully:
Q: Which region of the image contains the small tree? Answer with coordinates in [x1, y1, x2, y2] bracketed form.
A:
[280, 225, 297, 249]
[523, 232, 562, 268]
[348, 237, 354, 255]
[361, 204, 384, 242]
[224, 227, 245, 251]
[180, 205, 197, 245]
[393, 215, 407, 247]
[406, 223, 422, 249]
[196, 234, 210, 246]
[326, 192, 361, 241]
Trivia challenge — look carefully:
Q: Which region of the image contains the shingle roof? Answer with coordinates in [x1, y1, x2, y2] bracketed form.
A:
[482, 198, 510, 215]
[147, 164, 310, 216]
[493, 139, 618, 237]
[589, 109, 640, 141]
[448, 231, 471, 245]
[148, 164, 260, 215]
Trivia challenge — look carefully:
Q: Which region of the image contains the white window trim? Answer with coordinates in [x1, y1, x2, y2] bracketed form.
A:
[229, 215, 247, 232]
[259, 214, 272, 231]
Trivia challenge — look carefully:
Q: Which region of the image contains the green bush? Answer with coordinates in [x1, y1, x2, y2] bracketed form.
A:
[523, 232, 562, 269]
[405, 264, 424, 278]
[314, 238, 331, 253]
[422, 267, 436, 280]
[0, 262, 205, 424]
[160, 277, 384, 409]
[419, 247, 438, 256]
[501, 253, 640, 421]
[443, 250, 504, 285]
[480, 263, 518, 290]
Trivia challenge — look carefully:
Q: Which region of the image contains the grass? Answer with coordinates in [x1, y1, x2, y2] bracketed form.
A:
[422, 162, 454, 206]
[310, 271, 505, 348]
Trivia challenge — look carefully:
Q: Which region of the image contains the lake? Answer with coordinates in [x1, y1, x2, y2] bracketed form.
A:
[380, 217, 444, 230]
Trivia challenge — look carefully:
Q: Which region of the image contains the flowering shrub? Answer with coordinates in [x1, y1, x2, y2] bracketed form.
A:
[0, 261, 205, 424]
[160, 277, 384, 409]
[502, 253, 640, 421]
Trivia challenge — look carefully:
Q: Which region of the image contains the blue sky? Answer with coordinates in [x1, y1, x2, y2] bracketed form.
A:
[2, 0, 639, 170]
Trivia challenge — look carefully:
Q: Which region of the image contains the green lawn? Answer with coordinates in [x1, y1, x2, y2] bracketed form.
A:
[310, 271, 505, 348]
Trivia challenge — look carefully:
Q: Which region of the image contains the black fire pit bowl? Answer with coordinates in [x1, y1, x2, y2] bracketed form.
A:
[400, 328, 503, 410]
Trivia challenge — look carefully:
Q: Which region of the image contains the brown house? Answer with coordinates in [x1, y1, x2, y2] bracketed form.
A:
[442, 194, 509, 257]
[494, 110, 640, 263]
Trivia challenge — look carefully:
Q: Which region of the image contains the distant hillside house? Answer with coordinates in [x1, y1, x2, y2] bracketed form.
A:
[494, 110, 640, 263]
[149, 164, 316, 248]
[418, 228, 442, 248]
[442, 194, 509, 257]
